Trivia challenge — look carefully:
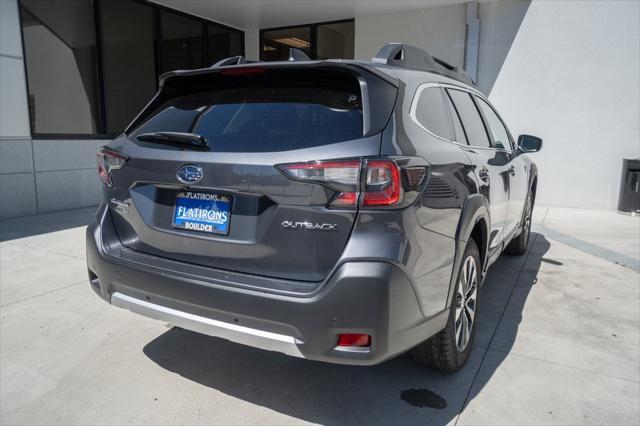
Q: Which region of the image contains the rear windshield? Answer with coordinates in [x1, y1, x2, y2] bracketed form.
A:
[130, 70, 363, 152]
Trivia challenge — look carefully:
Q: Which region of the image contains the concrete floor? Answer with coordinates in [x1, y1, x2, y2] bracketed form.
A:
[1, 206, 638, 425]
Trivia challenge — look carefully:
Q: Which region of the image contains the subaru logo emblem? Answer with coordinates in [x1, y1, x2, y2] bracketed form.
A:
[176, 164, 203, 184]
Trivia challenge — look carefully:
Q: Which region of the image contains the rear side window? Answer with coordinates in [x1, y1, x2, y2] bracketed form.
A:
[446, 89, 491, 148]
[443, 91, 467, 144]
[475, 96, 512, 150]
[131, 71, 363, 152]
[414, 87, 452, 140]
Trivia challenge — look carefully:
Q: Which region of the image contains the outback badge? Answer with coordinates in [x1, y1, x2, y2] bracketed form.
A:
[281, 220, 337, 231]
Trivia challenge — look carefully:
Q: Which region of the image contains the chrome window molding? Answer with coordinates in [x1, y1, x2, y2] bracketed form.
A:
[409, 81, 514, 153]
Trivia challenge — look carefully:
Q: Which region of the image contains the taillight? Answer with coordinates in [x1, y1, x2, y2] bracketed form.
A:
[278, 158, 406, 208]
[362, 160, 401, 207]
[278, 160, 361, 208]
[97, 147, 127, 187]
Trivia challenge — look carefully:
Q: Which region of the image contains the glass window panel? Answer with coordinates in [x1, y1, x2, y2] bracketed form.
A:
[131, 71, 363, 153]
[20, 0, 103, 134]
[415, 87, 452, 140]
[475, 96, 512, 150]
[160, 11, 204, 73]
[317, 21, 354, 59]
[101, 0, 156, 134]
[262, 26, 311, 61]
[447, 89, 491, 148]
[206, 24, 243, 66]
[443, 90, 468, 144]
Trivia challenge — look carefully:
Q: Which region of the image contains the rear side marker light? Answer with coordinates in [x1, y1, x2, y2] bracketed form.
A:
[337, 333, 371, 347]
[97, 147, 128, 187]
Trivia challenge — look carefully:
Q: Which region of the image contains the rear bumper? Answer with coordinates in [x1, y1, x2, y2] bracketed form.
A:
[86, 206, 448, 365]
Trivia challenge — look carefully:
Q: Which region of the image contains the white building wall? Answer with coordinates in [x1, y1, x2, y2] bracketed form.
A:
[486, 0, 640, 210]
[354, 3, 467, 67]
[355, 0, 639, 210]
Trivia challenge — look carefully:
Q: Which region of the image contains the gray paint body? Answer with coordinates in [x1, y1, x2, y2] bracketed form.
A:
[86, 58, 537, 364]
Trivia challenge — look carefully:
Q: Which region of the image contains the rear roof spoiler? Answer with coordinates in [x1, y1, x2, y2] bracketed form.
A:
[372, 43, 475, 86]
[128, 60, 398, 138]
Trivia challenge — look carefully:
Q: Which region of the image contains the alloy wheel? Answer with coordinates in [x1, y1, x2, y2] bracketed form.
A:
[523, 194, 533, 246]
[454, 255, 478, 352]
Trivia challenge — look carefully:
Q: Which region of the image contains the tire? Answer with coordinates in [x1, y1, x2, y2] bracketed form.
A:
[505, 190, 534, 255]
[412, 239, 480, 372]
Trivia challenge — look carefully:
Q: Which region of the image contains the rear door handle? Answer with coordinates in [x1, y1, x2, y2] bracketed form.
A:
[508, 165, 516, 176]
[478, 167, 490, 182]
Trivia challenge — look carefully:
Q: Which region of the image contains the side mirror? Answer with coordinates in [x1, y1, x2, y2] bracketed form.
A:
[517, 134, 542, 152]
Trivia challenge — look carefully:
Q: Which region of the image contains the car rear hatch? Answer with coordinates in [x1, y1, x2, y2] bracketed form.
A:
[104, 62, 398, 284]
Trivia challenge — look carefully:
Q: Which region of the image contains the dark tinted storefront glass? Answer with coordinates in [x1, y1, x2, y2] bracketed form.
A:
[20, 0, 103, 134]
[101, 0, 156, 134]
[160, 11, 204, 73]
[206, 24, 243, 66]
[262, 26, 312, 61]
[316, 21, 354, 60]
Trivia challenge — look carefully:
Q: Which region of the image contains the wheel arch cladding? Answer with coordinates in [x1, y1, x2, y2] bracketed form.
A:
[445, 194, 490, 308]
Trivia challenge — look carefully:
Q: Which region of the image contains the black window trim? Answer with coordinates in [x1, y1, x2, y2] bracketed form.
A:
[18, 0, 245, 140]
[259, 18, 354, 61]
[472, 94, 516, 151]
[442, 84, 504, 151]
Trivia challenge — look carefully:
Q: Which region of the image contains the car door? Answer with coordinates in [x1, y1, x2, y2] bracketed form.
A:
[474, 96, 528, 237]
[445, 88, 510, 253]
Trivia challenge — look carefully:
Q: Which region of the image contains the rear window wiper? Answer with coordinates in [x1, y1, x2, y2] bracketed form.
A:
[135, 132, 209, 150]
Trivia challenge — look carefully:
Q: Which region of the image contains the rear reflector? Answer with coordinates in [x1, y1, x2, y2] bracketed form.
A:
[337, 333, 371, 347]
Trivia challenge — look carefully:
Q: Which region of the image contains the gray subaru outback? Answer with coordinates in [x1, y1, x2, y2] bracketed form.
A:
[87, 43, 541, 371]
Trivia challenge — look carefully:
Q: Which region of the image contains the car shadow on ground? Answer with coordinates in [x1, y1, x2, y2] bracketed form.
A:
[143, 233, 551, 425]
[0, 206, 97, 242]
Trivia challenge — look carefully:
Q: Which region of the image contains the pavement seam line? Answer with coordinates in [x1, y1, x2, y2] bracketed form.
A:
[454, 233, 539, 425]
[1, 280, 86, 308]
[0, 240, 86, 261]
[540, 206, 550, 226]
[487, 347, 640, 384]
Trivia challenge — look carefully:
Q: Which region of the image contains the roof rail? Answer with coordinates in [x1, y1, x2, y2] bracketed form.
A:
[288, 48, 311, 61]
[372, 43, 475, 86]
[210, 55, 246, 67]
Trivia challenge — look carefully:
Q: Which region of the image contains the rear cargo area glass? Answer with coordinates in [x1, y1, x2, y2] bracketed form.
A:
[130, 69, 363, 152]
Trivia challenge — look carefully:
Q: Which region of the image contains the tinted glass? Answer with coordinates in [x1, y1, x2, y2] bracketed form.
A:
[447, 90, 491, 148]
[476, 97, 511, 150]
[206, 24, 243, 66]
[20, 0, 103, 134]
[414, 87, 452, 140]
[317, 22, 355, 59]
[160, 11, 204, 73]
[102, 0, 156, 134]
[132, 83, 363, 152]
[262, 27, 312, 61]
[443, 91, 468, 144]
